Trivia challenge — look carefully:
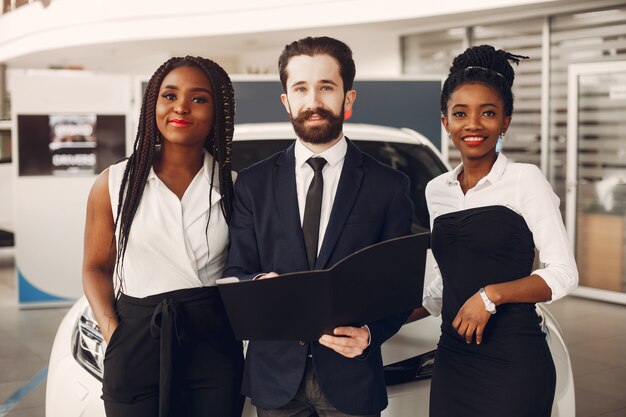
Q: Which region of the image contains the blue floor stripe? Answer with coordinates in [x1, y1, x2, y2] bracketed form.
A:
[0, 367, 48, 417]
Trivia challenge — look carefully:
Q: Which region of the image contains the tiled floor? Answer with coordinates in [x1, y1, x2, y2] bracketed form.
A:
[1, 251, 626, 417]
[546, 295, 626, 416]
[0, 252, 68, 417]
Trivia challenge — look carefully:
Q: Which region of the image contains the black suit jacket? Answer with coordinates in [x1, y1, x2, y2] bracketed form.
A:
[223, 138, 413, 414]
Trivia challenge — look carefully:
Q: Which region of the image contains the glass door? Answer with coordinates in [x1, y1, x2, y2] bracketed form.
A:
[567, 61, 626, 304]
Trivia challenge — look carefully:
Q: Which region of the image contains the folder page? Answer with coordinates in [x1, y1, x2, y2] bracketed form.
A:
[218, 232, 429, 341]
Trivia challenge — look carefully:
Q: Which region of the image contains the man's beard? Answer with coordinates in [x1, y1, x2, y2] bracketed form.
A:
[290, 107, 344, 145]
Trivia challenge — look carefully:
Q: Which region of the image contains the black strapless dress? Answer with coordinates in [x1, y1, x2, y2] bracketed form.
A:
[429, 206, 556, 417]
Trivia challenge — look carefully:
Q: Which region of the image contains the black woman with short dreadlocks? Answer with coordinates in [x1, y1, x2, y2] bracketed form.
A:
[407, 45, 578, 416]
[83, 56, 244, 417]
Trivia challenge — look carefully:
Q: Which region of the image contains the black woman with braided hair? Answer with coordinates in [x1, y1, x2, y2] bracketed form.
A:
[407, 45, 578, 416]
[82, 56, 244, 417]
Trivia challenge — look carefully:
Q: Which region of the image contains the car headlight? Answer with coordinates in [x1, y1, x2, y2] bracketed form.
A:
[71, 306, 105, 381]
[383, 349, 436, 385]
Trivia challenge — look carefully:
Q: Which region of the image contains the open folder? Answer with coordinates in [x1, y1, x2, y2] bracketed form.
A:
[217, 232, 429, 341]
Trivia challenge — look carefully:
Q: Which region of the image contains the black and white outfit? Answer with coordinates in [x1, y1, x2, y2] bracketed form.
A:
[423, 153, 578, 417]
[102, 153, 244, 417]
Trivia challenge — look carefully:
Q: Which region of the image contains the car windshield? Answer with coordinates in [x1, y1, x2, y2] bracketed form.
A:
[231, 139, 447, 232]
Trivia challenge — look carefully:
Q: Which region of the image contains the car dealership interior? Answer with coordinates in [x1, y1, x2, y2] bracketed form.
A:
[1, 0, 626, 416]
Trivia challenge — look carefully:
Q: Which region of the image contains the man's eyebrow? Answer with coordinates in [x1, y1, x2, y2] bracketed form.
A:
[289, 79, 339, 88]
[289, 81, 307, 88]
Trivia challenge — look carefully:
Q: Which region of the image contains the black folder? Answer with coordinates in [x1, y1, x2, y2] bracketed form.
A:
[218, 232, 429, 341]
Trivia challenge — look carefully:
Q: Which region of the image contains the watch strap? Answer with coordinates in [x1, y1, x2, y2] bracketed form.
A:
[479, 287, 497, 314]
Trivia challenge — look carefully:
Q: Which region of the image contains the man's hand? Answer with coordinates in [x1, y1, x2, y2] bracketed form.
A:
[319, 326, 370, 358]
[452, 291, 492, 344]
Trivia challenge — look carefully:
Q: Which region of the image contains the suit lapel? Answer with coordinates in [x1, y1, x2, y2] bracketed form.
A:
[315, 139, 364, 269]
[274, 144, 309, 271]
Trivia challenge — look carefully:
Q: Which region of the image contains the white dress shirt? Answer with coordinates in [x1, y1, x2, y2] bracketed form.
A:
[294, 137, 347, 255]
[108, 153, 229, 298]
[422, 153, 578, 316]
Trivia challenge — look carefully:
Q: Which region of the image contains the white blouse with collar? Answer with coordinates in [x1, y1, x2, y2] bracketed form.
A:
[107, 153, 229, 298]
[422, 153, 578, 316]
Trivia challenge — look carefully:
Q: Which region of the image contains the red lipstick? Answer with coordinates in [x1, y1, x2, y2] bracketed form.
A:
[170, 119, 191, 127]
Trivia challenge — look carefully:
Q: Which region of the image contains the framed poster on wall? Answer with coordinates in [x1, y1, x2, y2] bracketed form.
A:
[17, 114, 126, 177]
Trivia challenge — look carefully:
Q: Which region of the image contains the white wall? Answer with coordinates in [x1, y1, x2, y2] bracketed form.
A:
[238, 30, 401, 77]
[0, 0, 568, 64]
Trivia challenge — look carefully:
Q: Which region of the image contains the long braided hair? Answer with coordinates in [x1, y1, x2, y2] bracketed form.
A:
[440, 45, 528, 116]
[113, 56, 235, 291]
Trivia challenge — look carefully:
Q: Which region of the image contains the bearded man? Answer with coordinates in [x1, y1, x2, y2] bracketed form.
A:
[224, 36, 413, 417]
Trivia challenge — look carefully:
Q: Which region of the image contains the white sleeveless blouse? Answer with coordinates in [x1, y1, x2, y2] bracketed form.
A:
[108, 153, 229, 297]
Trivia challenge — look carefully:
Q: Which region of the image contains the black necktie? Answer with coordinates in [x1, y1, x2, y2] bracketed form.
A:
[302, 157, 327, 270]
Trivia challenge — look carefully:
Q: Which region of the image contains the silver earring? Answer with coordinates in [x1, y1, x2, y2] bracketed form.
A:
[446, 131, 451, 139]
[155, 133, 162, 152]
[496, 132, 505, 153]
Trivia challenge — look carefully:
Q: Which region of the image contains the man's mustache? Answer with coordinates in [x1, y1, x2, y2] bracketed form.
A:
[293, 108, 334, 123]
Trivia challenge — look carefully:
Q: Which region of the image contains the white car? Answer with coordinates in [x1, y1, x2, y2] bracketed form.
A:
[46, 123, 575, 417]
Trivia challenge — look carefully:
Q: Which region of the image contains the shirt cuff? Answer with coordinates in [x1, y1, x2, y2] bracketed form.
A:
[422, 295, 442, 317]
[531, 268, 577, 303]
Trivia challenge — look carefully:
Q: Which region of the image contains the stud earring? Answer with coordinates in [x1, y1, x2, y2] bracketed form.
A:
[496, 132, 505, 153]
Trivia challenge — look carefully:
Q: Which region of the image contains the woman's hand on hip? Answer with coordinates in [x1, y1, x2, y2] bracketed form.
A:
[452, 292, 492, 344]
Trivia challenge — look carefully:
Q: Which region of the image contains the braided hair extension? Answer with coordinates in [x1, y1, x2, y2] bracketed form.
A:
[440, 45, 528, 117]
[113, 56, 235, 292]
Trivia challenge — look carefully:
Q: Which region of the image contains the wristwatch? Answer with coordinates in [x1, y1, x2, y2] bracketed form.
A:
[479, 287, 497, 314]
